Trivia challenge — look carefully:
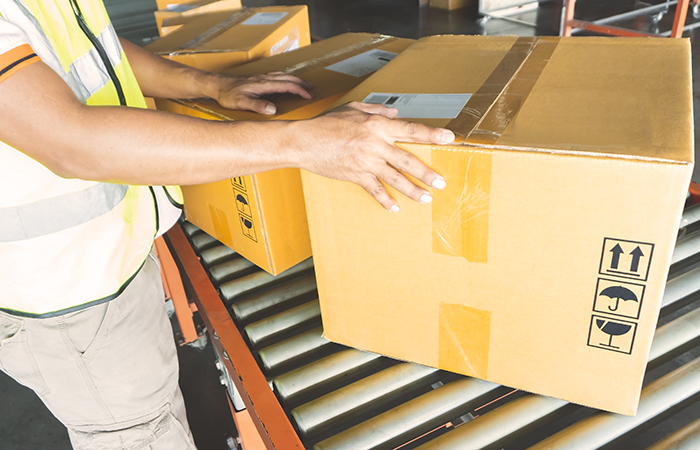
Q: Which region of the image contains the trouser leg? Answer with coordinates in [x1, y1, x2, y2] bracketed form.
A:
[0, 253, 197, 450]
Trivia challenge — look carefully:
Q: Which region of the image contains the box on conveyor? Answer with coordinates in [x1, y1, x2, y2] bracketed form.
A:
[156, 33, 414, 275]
[301, 35, 694, 416]
[145, 6, 310, 72]
[154, 0, 242, 37]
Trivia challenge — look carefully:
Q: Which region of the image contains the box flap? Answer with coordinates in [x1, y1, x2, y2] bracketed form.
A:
[146, 6, 306, 55]
[333, 35, 694, 164]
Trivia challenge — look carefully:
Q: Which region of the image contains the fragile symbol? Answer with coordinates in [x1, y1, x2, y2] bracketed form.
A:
[596, 319, 632, 349]
[588, 315, 637, 354]
[599, 286, 638, 312]
[239, 214, 257, 242]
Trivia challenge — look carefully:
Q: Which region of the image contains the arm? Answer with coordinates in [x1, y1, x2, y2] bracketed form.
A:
[120, 38, 313, 115]
[0, 61, 453, 210]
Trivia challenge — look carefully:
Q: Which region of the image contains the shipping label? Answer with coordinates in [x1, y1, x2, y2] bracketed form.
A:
[242, 12, 288, 25]
[361, 93, 472, 119]
[325, 49, 398, 77]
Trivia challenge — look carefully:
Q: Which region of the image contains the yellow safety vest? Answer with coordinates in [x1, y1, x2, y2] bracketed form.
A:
[0, 0, 182, 317]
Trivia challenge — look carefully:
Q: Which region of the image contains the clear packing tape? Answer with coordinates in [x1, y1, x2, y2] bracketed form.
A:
[430, 36, 558, 264]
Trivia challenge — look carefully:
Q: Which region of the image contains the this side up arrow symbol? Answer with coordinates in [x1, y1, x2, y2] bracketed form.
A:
[630, 246, 644, 272]
[610, 243, 624, 270]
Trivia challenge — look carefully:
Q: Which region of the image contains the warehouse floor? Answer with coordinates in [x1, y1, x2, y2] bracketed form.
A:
[2, 1, 700, 449]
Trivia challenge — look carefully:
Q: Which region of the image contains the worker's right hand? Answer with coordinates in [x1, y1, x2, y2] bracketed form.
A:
[291, 101, 454, 211]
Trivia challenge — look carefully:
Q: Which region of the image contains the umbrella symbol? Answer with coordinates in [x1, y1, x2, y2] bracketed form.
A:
[599, 286, 638, 312]
[236, 194, 248, 206]
[241, 217, 253, 229]
[596, 319, 632, 349]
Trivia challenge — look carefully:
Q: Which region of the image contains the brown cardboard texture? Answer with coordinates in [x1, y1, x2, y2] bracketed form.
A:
[156, 34, 413, 275]
[145, 6, 310, 72]
[155, 0, 200, 10]
[154, 0, 242, 37]
[430, 0, 473, 10]
[301, 35, 694, 415]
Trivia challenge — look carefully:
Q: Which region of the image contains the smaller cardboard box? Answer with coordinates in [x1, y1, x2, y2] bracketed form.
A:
[301, 35, 694, 415]
[145, 6, 310, 72]
[155, 0, 199, 10]
[430, 0, 473, 10]
[155, 33, 414, 275]
[154, 0, 242, 37]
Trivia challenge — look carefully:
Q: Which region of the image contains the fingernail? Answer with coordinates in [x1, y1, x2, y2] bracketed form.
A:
[432, 176, 446, 190]
[439, 130, 455, 144]
[265, 104, 276, 114]
[420, 194, 433, 204]
[390, 204, 400, 212]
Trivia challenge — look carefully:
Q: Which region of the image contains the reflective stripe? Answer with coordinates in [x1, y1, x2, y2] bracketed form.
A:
[69, 25, 122, 98]
[0, 183, 128, 242]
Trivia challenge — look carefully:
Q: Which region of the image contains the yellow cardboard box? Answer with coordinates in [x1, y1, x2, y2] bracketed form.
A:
[301, 35, 694, 415]
[155, 0, 199, 10]
[154, 0, 242, 37]
[145, 6, 310, 72]
[155, 33, 414, 275]
[430, 0, 473, 10]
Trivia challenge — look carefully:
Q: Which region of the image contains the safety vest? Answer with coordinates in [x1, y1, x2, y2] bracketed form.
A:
[0, 0, 182, 317]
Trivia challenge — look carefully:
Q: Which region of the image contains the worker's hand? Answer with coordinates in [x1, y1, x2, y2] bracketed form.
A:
[213, 72, 314, 115]
[293, 102, 454, 211]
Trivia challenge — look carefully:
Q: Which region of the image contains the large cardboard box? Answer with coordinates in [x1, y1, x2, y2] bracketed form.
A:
[301, 35, 694, 415]
[156, 33, 414, 275]
[145, 6, 310, 72]
[154, 0, 242, 37]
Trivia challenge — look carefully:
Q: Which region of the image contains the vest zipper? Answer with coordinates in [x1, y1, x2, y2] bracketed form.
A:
[68, 0, 127, 106]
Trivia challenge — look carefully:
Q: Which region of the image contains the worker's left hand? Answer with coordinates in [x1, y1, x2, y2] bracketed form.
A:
[213, 72, 314, 115]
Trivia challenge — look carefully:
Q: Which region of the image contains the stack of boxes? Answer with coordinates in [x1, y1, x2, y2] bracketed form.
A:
[149, 21, 693, 415]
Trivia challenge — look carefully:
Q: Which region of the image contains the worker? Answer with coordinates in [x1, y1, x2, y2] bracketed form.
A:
[0, 0, 454, 448]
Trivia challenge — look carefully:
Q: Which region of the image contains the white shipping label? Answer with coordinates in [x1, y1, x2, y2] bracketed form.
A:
[242, 12, 288, 25]
[361, 93, 472, 119]
[325, 49, 398, 77]
[165, 4, 196, 12]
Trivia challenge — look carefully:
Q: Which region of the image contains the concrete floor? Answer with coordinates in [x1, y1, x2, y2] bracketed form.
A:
[3, 1, 700, 449]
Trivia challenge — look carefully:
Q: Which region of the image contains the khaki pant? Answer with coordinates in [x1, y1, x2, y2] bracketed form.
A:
[0, 252, 198, 450]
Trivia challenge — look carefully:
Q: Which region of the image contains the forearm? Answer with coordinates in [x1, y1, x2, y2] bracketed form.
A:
[120, 37, 224, 100]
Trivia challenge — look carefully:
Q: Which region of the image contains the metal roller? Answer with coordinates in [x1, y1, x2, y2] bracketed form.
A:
[190, 233, 219, 253]
[679, 202, 700, 238]
[244, 300, 321, 349]
[669, 232, 700, 277]
[314, 377, 509, 450]
[258, 327, 339, 376]
[648, 303, 700, 370]
[274, 349, 389, 408]
[291, 363, 443, 441]
[526, 356, 700, 449]
[661, 265, 700, 315]
[209, 258, 257, 286]
[644, 417, 700, 450]
[180, 221, 200, 237]
[408, 301, 700, 450]
[232, 275, 318, 324]
[199, 244, 237, 268]
[413, 394, 570, 450]
[220, 258, 315, 302]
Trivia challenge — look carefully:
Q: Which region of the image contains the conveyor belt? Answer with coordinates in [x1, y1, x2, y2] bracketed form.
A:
[170, 198, 700, 450]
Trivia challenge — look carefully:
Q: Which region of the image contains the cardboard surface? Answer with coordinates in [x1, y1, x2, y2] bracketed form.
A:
[156, 33, 413, 275]
[145, 6, 310, 72]
[154, 0, 242, 37]
[301, 35, 694, 415]
[430, 0, 473, 10]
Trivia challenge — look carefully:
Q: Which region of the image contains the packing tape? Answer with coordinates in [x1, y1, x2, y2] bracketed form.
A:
[177, 7, 251, 51]
[439, 302, 491, 379]
[209, 203, 232, 244]
[267, 26, 300, 57]
[448, 36, 559, 144]
[431, 37, 558, 264]
[432, 147, 492, 263]
[283, 35, 395, 75]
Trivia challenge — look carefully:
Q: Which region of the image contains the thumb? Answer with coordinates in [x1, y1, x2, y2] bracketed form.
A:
[230, 96, 277, 115]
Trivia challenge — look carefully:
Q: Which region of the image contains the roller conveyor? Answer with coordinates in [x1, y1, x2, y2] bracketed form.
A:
[166, 198, 700, 450]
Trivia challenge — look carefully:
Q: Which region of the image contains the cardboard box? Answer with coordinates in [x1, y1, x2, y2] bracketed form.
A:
[156, 33, 414, 275]
[155, 0, 200, 10]
[430, 0, 473, 10]
[154, 0, 242, 37]
[301, 35, 694, 415]
[145, 6, 311, 72]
